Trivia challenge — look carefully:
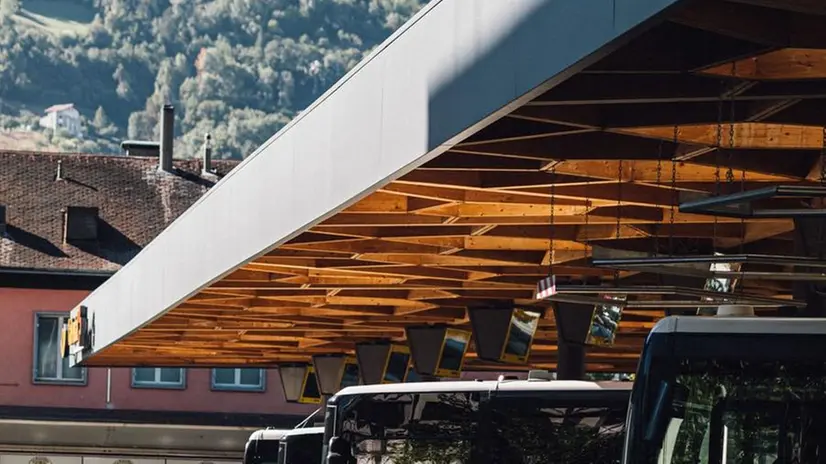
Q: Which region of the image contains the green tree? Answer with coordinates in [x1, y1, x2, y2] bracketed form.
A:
[93, 106, 117, 137]
[0, 0, 427, 157]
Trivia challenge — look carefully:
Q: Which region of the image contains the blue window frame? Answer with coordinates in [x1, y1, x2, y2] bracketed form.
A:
[33, 312, 87, 385]
[132, 367, 186, 389]
[211, 368, 266, 392]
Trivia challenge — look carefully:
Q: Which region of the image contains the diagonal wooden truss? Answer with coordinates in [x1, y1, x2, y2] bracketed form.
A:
[92, 0, 826, 372]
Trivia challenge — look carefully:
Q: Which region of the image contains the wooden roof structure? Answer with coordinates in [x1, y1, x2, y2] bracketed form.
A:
[80, 0, 826, 373]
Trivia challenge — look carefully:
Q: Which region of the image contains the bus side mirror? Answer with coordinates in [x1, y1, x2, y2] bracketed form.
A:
[326, 436, 354, 464]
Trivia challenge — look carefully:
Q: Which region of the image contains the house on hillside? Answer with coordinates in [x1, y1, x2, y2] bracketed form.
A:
[0, 150, 315, 460]
[39, 103, 83, 138]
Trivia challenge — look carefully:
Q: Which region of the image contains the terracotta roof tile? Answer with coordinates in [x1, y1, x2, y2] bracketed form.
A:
[0, 151, 239, 274]
[44, 103, 76, 114]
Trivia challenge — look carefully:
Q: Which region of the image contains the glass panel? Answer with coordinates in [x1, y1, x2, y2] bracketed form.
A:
[338, 392, 479, 463]
[159, 368, 182, 383]
[586, 294, 625, 346]
[134, 367, 156, 383]
[341, 363, 360, 388]
[247, 439, 280, 464]
[302, 371, 320, 400]
[384, 351, 409, 383]
[36, 316, 59, 379]
[649, 359, 826, 463]
[503, 309, 541, 360]
[438, 330, 469, 372]
[214, 368, 236, 385]
[486, 395, 626, 464]
[239, 368, 262, 386]
[62, 355, 83, 380]
[284, 433, 323, 464]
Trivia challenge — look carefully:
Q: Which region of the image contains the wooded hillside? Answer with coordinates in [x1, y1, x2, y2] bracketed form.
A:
[0, 0, 424, 158]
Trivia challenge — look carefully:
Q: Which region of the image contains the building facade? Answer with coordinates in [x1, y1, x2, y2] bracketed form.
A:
[38, 104, 83, 138]
[0, 151, 315, 459]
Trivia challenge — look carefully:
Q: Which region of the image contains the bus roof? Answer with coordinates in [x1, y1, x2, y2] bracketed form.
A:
[652, 316, 826, 335]
[247, 429, 290, 442]
[247, 426, 324, 442]
[333, 379, 632, 399]
[282, 426, 324, 437]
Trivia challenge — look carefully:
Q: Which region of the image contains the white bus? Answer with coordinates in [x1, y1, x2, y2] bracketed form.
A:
[244, 429, 288, 464]
[244, 427, 324, 464]
[324, 373, 632, 463]
[622, 315, 826, 464]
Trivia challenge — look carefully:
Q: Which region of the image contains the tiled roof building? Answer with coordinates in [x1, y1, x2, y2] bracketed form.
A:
[0, 151, 239, 275]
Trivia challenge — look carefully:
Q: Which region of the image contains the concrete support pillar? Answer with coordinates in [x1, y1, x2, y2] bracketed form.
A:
[553, 301, 592, 380]
[557, 340, 586, 380]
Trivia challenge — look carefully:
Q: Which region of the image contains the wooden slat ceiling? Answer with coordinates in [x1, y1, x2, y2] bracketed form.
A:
[91, 0, 826, 372]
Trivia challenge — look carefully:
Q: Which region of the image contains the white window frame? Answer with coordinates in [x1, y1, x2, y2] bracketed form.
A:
[32, 312, 87, 385]
[131, 367, 186, 389]
[211, 368, 266, 392]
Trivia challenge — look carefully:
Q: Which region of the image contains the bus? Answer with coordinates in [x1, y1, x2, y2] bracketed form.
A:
[279, 427, 324, 464]
[622, 315, 826, 464]
[244, 429, 287, 464]
[324, 372, 632, 463]
[244, 427, 324, 464]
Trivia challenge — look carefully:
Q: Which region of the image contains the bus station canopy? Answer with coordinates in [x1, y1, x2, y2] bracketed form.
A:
[75, 0, 826, 373]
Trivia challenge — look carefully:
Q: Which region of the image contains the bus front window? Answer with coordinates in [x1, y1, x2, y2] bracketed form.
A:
[332, 388, 629, 464]
[641, 359, 826, 464]
[337, 392, 479, 463]
[486, 393, 627, 464]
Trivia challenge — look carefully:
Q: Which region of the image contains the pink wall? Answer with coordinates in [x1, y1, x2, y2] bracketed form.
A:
[0, 288, 316, 416]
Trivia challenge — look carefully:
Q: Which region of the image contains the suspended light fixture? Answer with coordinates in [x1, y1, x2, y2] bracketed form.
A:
[679, 185, 826, 218]
[591, 246, 826, 282]
[681, 65, 826, 219]
[536, 154, 804, 311]
[594, 81, 826, 284]
[535, 275, 802, 309]
[278, 363, 321, 404]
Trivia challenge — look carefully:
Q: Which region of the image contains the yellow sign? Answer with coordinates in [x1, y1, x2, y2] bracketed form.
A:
[60, 325, 68, 358]
[66, 311, 82, 346]
[62, 305, 90, 360]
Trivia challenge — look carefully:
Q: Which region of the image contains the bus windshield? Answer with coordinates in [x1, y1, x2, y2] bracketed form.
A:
[244, 434, 280, 464]
[281, 431, 323, 464]
[331, 387, 628, 463]
[627, 330, 826, 464]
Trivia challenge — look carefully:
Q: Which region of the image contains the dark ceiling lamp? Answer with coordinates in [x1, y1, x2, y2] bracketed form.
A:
[535, 276, 803, 309]
[596, 79, 826, 284]
[590, 247, 826, 282]
[679, 185, 826, 218]
[680, 74, 826, 219]
[535, 165, 804, 313]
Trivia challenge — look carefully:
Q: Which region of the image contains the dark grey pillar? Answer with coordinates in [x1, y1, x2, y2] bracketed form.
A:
[553, 302, 592, 380]
[557, 340, 586, 380]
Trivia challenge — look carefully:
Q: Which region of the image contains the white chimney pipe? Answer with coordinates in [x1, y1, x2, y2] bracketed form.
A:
[202, 133, 213, 174]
